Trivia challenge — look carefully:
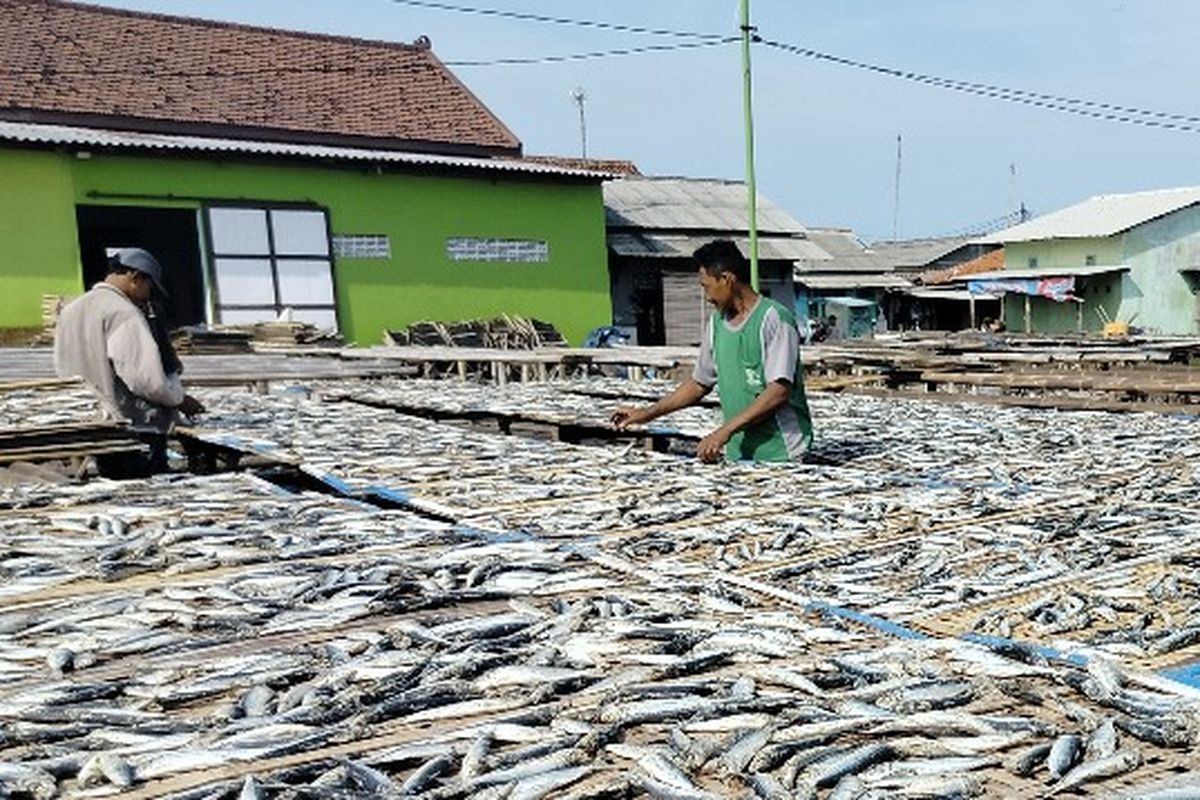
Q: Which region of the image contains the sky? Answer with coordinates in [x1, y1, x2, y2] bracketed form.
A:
[82, 0, 1200, 243]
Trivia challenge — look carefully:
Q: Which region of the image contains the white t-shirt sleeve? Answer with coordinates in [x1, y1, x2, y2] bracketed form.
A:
[691, 314, 717, 387]
[761, 306, 800, 385]
[107, 317, 186, 408]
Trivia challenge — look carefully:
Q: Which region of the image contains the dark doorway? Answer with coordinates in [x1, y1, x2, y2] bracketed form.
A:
[75, 206, 207, 328]
[631, 269, 665, 346]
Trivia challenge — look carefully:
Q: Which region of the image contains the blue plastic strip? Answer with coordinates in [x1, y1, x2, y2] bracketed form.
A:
[366, 485, 412, 504]
[806, 600, 929, 641]
[456, 525, 535, 543]
[308, 470, 354, 496]
[1159, 662, 1200, 689]
[959, 632, 1089, 668]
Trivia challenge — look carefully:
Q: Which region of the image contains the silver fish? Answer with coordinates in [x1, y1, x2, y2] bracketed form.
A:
[1046, 748, 1141, 795]
[1047, 734, 1082, 780]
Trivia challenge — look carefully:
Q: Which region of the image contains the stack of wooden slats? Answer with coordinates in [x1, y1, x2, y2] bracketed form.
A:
[0, 420, 146, 465]
[384, 316, 568, 350]
[31, 294, 74, 345]
[248, 321, 343, 348]
[171, 327, 254, 355]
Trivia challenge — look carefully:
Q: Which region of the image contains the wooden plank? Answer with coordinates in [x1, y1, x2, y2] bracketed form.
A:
[841, 387, 1200, 416]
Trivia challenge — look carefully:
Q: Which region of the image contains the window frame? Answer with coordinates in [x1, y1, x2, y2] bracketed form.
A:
[202, 202, 339, 330]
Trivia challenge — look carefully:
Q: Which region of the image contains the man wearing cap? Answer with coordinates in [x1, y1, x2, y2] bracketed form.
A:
[54, 248, 204, 478]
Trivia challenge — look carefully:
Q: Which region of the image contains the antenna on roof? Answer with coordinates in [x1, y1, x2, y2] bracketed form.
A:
[891, 134, 902, 241]
[1008, 162, 1017, 217]
[1009, 163, 1030, 223]
[569, 87, 588, 160]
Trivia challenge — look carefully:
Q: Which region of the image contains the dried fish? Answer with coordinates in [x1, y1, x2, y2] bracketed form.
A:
[0, 376, 1198, 800]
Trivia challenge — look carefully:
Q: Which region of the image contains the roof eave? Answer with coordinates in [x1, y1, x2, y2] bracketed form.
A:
[0, 108, 521, 159]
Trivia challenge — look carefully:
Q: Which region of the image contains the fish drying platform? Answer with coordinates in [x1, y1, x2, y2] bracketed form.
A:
[2, 339, 1200, 799]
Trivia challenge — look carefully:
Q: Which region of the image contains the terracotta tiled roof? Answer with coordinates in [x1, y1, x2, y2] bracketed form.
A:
[519, 155, 641, 176]
[0, 0, 521, 155]
[919, 247, 1006, 285]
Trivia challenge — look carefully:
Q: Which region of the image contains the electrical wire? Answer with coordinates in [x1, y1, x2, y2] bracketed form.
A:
[936, 209, 1032, 239]
[757, 37, 1200, 133]
[2, 37, 734, 77]
[445, 38, 735, 67]
[379, 0, 725, 41]
[7, 0, 1199, 135]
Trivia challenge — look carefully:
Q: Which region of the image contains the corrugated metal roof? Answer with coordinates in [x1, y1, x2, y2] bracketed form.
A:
[977, 187, 1200, 243]
[604, 177, 808, 234]
[823, 296, 876, 308]
[906, 288, 997, 301]
[804, 228, 873, 259]
[795, 273, 913, 290]
[0, 121, 611, 180]
[609, 232, 828, 261]
[966, 264, 1128, 281]
[867, 237, 975, 269]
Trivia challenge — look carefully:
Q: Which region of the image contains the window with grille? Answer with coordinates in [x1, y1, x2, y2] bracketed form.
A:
[446, 237, 549, 263]
[205, 206, 338, 330]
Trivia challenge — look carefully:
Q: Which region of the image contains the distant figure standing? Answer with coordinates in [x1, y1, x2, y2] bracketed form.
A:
[611, 240, 813, 462]
[55, 248, 204, 478]
[824, 314, 842, 342]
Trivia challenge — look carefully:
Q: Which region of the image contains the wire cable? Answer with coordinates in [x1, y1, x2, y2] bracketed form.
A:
[7, 0, 1199, 135]
[936, 209, 1032, 239]
[380, 0, 724, 41]
[3, 38, 734, 77]
[757, 37, 1200, 133]
[445, 38, 735, 67]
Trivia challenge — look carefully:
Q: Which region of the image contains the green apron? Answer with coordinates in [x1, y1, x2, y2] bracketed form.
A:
[711, 298, 814, 462]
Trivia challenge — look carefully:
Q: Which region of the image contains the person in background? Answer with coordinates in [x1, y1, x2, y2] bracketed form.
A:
[824, 314, 842, 342]
[54, 248, 204, 478]
[809, 316, 830, 343]
[611, 240, 813, 463]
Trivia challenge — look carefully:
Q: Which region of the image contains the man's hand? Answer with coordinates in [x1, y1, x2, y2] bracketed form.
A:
[611, 406, 651, 430]
[178, 394, 206, 417]
[696, 428, 731, 463]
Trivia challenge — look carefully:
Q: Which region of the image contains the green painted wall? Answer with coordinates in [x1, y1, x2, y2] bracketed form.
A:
[1119, 209, 1200, 335]
[2, 146, 610, 345]
[1000, 216, 1200, 335]
[1001, 238, 1122, 333]
[0, 150, 85, 329]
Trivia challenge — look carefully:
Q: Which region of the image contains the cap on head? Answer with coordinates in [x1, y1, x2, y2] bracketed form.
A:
[110, 248, 168, 297]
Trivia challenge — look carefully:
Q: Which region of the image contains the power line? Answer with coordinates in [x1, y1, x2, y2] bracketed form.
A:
[5, 0, 1199, 136]
[936, 208, 1032, 239]
[2, 39, 734, 77]
[756, 37, 1200, 134]
[380, 0, 724, 41]
[378, 0, 1200, 131]
[445, 38, 734, 67]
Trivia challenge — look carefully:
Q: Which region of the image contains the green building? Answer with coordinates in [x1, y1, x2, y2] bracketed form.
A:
[0, 0, 611, 345]
[973, 187, 1200, 335]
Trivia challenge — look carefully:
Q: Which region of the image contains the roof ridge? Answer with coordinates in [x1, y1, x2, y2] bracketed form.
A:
[29, 0, 432, 54]
[1090, 185, 1200, 200]
[622, 175, 746, 185]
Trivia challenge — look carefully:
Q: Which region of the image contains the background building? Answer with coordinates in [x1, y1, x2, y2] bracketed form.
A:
[976, 187, 1200, 334]
[0, 0, 612, 345]
[605, 176, 828, 346]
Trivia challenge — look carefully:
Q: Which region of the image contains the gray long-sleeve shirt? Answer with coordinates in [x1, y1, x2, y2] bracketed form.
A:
[54, 283, 184, 433]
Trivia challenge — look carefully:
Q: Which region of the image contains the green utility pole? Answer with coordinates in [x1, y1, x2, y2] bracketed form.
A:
[740, 0, 760, 290]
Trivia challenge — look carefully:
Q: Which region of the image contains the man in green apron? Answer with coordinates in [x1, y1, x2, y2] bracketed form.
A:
[611, 240, 813, 462]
